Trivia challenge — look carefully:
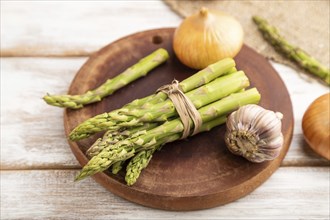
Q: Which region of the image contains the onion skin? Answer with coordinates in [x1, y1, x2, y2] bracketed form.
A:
[173, 7, 244, 70]
[302, 93, 330, 160]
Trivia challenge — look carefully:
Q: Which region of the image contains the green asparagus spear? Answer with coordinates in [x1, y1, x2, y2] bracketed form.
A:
[69, 69, 247, 140]
[111, 161, 124, 174]
[253, 16, 330, 85]
[86, 123, 158, 158]
[74, 88, 261, 181]
[43, 48, 170, 109]
[125, 149, 156, 186]
[124, 65, 236, 112]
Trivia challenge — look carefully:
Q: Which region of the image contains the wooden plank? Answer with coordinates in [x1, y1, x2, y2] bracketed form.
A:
[271, 62, 330, 166]
[0, 58, 86, 169]
[1, 1, 181, 57]
[1, 58, 329, 169]
[1, 167, 329, 219]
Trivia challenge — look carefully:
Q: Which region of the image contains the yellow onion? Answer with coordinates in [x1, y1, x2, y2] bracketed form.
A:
[302, 93, 330, 160]
[173, 7, 244, 69]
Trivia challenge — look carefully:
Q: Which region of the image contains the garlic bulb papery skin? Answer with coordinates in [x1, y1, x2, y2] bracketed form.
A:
[173, 7, 244, 70]
[224, 104, 284, 163]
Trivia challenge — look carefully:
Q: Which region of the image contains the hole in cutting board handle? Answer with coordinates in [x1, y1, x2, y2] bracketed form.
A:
[152, 35, 163, 44]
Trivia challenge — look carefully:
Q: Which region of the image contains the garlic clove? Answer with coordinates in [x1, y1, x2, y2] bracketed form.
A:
[259, 135, 284, 149]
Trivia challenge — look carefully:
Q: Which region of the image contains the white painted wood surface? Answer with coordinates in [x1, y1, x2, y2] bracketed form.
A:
[1, 168, 329, 219]
[1, 1, 181, 56]
[1, 1, 329, 219]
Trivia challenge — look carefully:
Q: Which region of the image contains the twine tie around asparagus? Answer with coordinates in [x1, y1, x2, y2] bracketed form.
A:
[157, 80, 202, 139]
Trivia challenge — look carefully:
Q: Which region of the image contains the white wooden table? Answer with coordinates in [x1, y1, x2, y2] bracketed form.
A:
[1, 1, 329, 219]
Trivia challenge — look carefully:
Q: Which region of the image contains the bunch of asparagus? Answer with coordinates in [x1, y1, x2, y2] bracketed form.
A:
[71, 57, 261, 185]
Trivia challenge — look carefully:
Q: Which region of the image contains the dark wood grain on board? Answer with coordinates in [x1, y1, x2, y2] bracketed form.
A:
[63, 28, 294, 211]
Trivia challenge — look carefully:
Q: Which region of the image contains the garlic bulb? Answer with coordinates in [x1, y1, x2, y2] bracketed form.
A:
[224, 104, 284, 163]
[173, 7, 244, 69]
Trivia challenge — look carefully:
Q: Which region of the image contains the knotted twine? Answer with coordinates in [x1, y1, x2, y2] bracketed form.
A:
[157, 80, 203, 139]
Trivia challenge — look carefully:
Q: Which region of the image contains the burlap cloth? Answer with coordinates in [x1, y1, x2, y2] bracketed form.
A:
[164, 0, 330, 72]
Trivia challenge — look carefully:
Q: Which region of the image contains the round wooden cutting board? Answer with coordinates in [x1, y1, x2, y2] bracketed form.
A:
[64, 28, 294, 211]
